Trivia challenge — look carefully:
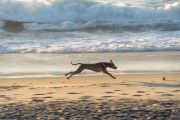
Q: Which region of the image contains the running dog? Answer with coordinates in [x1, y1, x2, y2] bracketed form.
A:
[65, 60, 117, 79]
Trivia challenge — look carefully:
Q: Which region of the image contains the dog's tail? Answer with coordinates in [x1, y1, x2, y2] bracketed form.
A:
[71, 61, 82, 65]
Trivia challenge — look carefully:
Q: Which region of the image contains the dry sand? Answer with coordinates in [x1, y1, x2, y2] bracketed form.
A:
[0, 73, 180, 119]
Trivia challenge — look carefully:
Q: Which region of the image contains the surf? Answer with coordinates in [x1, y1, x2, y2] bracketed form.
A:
[0, 0, 179, 23]
[0, 0, 179, 32]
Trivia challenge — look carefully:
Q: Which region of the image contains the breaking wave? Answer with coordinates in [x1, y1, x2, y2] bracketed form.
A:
[0, 0, 179, 53]
[0, 0, 180, 32]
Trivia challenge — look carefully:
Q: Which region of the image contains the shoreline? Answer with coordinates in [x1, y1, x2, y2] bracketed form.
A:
[1, 72, 180, 79]
[0, 51, 180, 78]
[0, 72, 180, 79]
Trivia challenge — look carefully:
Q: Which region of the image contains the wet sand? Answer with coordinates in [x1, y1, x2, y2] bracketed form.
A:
[0, 73, 180, 119]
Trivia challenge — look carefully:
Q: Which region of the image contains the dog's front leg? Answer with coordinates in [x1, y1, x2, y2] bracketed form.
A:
[102, 69, 116, 79]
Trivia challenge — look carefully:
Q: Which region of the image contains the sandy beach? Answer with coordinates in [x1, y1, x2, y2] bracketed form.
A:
[0, 73, 180, 119]
[1, 0, 180, 119]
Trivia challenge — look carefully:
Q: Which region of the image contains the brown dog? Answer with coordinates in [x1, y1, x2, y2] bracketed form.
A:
[65, 60, 117, 79]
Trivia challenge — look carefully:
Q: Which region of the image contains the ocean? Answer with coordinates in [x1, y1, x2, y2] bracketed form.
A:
[0, 0, 180, 78]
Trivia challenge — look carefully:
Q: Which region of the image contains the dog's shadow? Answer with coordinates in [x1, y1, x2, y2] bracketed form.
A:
[124, 80, 180, 88]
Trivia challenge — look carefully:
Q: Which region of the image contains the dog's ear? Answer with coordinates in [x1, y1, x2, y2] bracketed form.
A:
[110, 60, 113, 64]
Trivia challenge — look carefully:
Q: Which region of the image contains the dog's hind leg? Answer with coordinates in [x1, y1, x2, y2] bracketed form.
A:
[65, 72, 74, 76]
[66, 66, 84, 79]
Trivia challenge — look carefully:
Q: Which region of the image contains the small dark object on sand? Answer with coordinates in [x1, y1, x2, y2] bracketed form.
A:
[162, 77, 166, 80]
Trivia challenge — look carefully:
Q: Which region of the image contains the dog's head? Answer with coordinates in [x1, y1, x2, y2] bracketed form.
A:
[109, 60, 117, 69]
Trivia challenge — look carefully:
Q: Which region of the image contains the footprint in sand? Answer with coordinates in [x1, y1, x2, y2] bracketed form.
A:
[155, 92, 165, 93]
[67, 92, 82, 94]
[137, 91, 145, 93]
[114, 90, 121, 91]
[79, 96, 93, 100]
[161, 94, 174, 96]
[101, 85, 111, 87]
[33, 93, 45, 96]
[43, 96, 53, 98]
[47, 92, 55, 94]
[102, 96, 114, 98]
[0, 95, 7, 98]
[13, 94, 22, 95]
[31, 99, 44, 103]
[29, 87, 37, 89]
[118, 83, 132, 86]
[100, 83, 111, 87]
[105, 92, 114, 94]
[171, 90, 180, 92]
[50, 87, 62, 88]
[120, 93, 128, 95]
[133, 94, 142, 96]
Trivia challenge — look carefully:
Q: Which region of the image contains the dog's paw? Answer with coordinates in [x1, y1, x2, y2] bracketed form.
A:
[113, 77, 116, 79]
